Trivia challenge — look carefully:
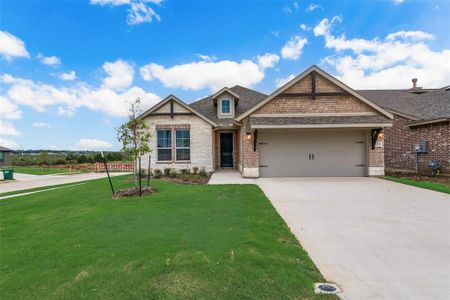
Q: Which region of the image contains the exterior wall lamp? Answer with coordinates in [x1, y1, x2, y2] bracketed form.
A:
[245, 132, 252, 141]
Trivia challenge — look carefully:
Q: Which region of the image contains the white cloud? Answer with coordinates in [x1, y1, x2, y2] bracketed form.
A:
[90, 0, 162, 25]
[37, 54, 61, 66]
[275, 74, 296, 88]
[386, 31, 434, 41]
[57, 106, 76, 117]
[59, 71, 77, 81]
[300, 24, 311, 31]
[76, 139, 112, 150]
[1, 62, 160, 118]
[197, 54, 217, 62]
[281, 35, 308, 60]
[32, 122, 52, 128]
[271, 30, 280, 38]
[102, 59, 134, 90]
[0, 137, 19, 149]
[283, 6, 292, 14]
[306, 3, 323, 12]
[127, 2, 160, 25]
[140, 55, 276, 91]
[393, 0, 405, 4]
[315, 16, 450, 88]
[0, 120, 21, 136]
[256, 53, 280, 69]
[0, 31, 30, 61]
[0, 96, 22, 120]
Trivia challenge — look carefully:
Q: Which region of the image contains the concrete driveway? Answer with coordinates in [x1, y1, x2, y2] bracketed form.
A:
[256, 177, 450, 300]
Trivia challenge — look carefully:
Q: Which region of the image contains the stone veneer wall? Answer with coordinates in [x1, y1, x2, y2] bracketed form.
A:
[384, 115, 450, 175]
[141, 114, 214, 172]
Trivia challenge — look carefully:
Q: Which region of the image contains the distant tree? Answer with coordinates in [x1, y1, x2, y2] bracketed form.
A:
[76, 154, 88, 164]
[116, 98, 151, 161]
[37, 151, 50, 165]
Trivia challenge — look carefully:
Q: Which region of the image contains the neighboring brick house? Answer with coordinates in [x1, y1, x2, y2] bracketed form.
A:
[0, 146, 12, 167]
[360, 85, 450, 175]
[139, 65, 394, 178]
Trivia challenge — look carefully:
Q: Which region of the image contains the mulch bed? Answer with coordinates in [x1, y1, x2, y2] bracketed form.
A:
[160, 174, 211, 185]
[112, 186, 156, 199]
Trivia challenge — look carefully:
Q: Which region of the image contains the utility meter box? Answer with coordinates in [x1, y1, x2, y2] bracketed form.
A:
[420, 141, 429, 153]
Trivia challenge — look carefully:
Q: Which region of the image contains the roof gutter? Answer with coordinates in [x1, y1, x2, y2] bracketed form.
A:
[406, 118, 449, 127]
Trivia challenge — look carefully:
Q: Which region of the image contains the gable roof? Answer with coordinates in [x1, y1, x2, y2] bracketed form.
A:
[358, 87, 450, 123]
[211, 87, 240, 105]
[139, 94, 218, 126]
[236, 65, 394, 121]
[189, 85, 267, 126]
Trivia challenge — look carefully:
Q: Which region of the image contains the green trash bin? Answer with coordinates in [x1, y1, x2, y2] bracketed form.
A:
[2, 169, 14, 180]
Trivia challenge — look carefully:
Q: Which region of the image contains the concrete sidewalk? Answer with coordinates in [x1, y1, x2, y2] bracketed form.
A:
[0, 172, 130, 193]
[208, 170, 256, 184]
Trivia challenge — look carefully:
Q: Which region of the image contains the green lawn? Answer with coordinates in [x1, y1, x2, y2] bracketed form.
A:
[0, 176, 333, 299]
[10, 166, 77, 175]
[385, 176, 450, 194]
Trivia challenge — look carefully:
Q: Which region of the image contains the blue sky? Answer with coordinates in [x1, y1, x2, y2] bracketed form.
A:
[1, 0, 449, 150]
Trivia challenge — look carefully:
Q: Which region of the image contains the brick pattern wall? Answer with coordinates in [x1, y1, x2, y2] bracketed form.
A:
[255, 74, 376, 115]
[368, 131, 385, 167]
[242, 118, 259, 168]
[240, 72, 389, 177]
[384, 115, 450, 174]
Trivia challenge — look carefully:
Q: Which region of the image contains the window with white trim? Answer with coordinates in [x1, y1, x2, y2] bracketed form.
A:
[221, 99, 231, 114]
[157, 130, 172, 161]
[175, 130, 190, 161]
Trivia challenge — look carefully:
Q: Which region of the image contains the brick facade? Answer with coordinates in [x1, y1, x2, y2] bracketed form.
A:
[240, 73, 388, 177]
[255, 74, 377, 115]
[384, 115, 450, 175]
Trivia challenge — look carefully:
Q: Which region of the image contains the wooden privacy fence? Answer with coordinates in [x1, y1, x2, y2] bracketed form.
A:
[95, 162, 135, 172]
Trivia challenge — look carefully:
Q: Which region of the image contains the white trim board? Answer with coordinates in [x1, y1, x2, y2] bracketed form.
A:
[251, 123, 393, 129]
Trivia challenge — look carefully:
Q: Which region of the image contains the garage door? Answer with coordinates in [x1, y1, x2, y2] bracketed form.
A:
[259, 130, 367, 177]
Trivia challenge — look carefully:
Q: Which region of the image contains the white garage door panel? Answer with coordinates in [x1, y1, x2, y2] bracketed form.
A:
[259, 130, 367, 177]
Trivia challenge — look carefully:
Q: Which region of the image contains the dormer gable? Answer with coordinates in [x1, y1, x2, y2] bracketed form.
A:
[212, 87, 240, 119]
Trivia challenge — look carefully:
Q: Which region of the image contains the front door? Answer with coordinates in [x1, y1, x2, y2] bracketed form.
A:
[220, 133, 233, 167]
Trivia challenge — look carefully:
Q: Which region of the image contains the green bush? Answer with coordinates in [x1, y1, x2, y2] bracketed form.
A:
[154, 169, 162, 179]
[180, 168, 191, 175]
[169, 169, 177, 178]
[163, 168, 171, 176]
[199, 167, 207, 177]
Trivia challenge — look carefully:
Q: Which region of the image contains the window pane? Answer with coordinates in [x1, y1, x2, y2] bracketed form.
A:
[176, 148, 190, 161]
[157, 130, 171, 148]
[221, 100, 230, 114]
[176, 130, 190, 148]
[157, 149, 172, 161]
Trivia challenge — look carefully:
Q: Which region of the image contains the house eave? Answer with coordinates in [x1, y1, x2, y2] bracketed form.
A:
[251, 123, 393, 129]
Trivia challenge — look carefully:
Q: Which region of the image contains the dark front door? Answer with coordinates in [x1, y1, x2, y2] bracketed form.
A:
[220, 133, 233, 167]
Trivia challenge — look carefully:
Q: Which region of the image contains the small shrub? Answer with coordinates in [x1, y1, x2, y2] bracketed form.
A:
[163, 168, 171, 176]
[154, 169, 162, 179]
[199, 167, 207, 177]
[180, 168, 191, 175]
[169, 169, 177, 178]
[192, 166, 199, 175]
